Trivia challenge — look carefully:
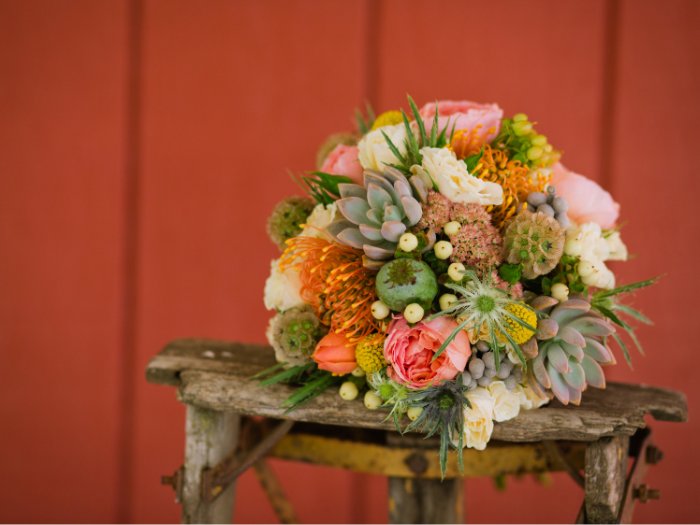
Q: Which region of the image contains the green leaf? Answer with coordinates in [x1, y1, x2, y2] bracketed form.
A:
[381, 130, 408, 166]
[250, 362, 285, 380]
[465, 149, 484, 173]
[614, 304, 653, 325]
[612, 332, 633, 368]
[408, 95, 427, 146]
[282, 372, 338, 411]
[593, 276, 660, 299]
[259, 362, 315, 386]
[498, 263, 522, 284]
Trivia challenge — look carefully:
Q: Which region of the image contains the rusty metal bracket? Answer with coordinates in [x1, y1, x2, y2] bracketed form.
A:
[161, 466, 184, 503]
[618, 429, 662, 523]
[201, 418, 294, 503]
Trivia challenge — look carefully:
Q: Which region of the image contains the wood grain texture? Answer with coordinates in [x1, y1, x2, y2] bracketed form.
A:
[147, 339, 687, 443]
[584, 436, 629, 524]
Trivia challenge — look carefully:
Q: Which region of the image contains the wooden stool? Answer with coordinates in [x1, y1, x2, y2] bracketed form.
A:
[147, 339, 687, 524]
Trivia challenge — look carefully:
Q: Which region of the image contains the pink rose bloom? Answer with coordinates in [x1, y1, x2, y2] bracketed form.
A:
[550, 163, 620, 228]
[384, 316, 471, 389]
[320, 144, 363, 184]
[419, 100, 503, 145]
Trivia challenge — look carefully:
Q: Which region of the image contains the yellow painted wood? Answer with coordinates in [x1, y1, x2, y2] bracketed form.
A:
[270, 433, 585, 479]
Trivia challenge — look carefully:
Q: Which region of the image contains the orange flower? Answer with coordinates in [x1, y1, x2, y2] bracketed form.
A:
[313, 332, 357, 375]
[279, 236, 381, 342]
[471, 145, 549, 229]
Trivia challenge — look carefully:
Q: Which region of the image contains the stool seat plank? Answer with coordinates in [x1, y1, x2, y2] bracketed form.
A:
[147, 338, 687, 443]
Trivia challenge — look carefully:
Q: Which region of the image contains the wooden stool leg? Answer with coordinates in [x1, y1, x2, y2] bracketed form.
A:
[388, 477, 464, 524]
[182, 405, 240, 524]
[584, 435, 629, 524]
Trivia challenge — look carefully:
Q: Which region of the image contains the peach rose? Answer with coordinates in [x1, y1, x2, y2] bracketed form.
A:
[419, 100, 503, 148]
[550, 163, 620, 229]
[384, 316, 471, 389]
[312, 332, 356, 375]
[320, 144, 363, 184]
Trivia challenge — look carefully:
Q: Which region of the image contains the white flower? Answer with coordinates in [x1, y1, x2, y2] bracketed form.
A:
[564, 222, 610, 262]
[605, 231, 628, 261]
[462, 387, 496, 450]
[263, 259, 304, 312]
[564, 222, 621, 289]
[412, 147, 503, 205]
[357, 124, 407, 171]
[515, 384, 550, 411]
[301, 203, 337, 239]
[488, 381, 521, 422]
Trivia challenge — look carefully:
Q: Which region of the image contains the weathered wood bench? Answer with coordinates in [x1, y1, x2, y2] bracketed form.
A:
[147, 338, 687, 524]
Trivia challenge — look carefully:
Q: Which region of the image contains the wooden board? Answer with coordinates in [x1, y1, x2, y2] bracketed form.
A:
[147, 338, 687, 443]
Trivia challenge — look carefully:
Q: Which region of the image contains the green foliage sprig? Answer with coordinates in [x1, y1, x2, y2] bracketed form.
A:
[591, 277, 659, 367]
[382, 96, 452, 175]
[295, 171, 353, 205]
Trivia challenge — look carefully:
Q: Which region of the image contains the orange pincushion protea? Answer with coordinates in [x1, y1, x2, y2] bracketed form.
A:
[450, 125, 497, 160]
[471, 145, 549, 228]
[279, 236, 381, 342]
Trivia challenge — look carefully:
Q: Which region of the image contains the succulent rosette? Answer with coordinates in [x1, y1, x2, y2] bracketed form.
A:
[260, 96, 655, 476]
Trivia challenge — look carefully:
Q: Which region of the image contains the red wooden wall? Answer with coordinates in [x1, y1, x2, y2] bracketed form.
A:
[1, 0, 698, 522]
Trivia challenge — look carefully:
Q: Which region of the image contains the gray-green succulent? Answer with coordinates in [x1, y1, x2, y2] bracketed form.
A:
[328, 168, 423, 268]
[527, 296, 616, 405]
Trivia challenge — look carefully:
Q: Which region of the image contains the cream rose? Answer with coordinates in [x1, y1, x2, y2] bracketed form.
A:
[263, 259, 304, 312]
[462, 387, 496, 450]
[357, 123, 407, 171]
[515, 384, 550, 411]
[412, 147, 503, 205]
[301, 203, 337, 239]
[488, 381, 521, 422]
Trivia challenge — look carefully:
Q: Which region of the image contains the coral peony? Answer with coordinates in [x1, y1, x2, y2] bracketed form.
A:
[320, 144, 363, 183]
[550, 163, 620, 228]
[312, 332, 357, 375]
[419, 100, 503, 148]
[384, 316, 471, 389]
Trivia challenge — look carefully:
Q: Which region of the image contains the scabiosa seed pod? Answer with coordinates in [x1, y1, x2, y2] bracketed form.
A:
[503, 210, 565, 279]
[266, 305, 327, 366]
[266, 196, 316, 250]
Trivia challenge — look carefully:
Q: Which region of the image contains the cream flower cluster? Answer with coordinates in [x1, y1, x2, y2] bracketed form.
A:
[357, 124, 407, 171]
[462, 382, 548, 450]
[564, 223, 628, 289]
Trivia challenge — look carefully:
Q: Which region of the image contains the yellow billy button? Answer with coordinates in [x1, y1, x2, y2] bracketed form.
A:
[434, 240, 453, 260]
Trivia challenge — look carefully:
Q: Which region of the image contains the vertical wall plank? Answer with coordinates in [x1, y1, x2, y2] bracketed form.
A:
[605, 1, 700, 522]
[128, 0, 370, 522]
[0, 1, 129, 521]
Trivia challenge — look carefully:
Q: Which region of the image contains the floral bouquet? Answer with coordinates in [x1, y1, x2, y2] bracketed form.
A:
[261, 97, 655, 474]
